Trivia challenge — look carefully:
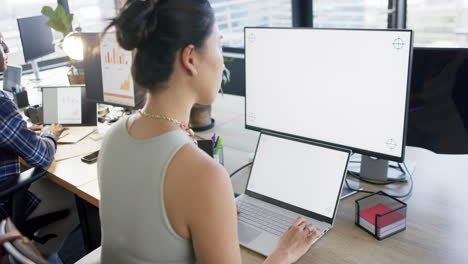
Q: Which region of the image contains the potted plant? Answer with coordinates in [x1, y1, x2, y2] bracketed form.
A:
[189, 65, 231, 131]
[41, 4, 85, 85]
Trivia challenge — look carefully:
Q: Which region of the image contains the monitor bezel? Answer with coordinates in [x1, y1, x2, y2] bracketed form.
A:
[244, 27, 414, 163]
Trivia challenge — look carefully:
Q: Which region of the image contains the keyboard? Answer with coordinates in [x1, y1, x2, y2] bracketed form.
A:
[237, 200, 322, 237]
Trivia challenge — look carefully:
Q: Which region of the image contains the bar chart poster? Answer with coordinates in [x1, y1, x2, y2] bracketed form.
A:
[57, 87, 82, 124]
[100, 33, 135, 107]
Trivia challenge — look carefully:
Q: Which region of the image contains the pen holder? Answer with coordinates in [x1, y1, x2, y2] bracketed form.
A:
[13, 91, 29, 108]
[355, 191, 407, 240]
[24, 105, 43, 124]
[214, 145, 224, 166]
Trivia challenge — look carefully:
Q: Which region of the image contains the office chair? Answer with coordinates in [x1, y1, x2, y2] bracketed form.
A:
[75, 247, 101, 264]
[0, 167, 69, 244]
[0, 218, 48, 264]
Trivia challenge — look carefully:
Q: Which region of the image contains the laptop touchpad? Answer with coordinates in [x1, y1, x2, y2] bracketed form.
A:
[238, 222, 262, 244]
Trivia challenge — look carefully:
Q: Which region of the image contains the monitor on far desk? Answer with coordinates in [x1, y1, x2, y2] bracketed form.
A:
[244, 27, 413, 197]
[17, 15, 55, 80]
[82, 32, 145, 110]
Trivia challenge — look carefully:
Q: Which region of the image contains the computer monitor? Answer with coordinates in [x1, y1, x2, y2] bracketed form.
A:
[82, 33, 145, 109]
[17, 15, 55, 79]
[407, 47, 468, 154]
[245, 27, 413, 181]
[3, 65, 22, 92]
[42, 86, 97, 126]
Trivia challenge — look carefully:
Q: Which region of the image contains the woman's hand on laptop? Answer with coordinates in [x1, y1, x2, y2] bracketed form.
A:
[265, 217, 319, 264]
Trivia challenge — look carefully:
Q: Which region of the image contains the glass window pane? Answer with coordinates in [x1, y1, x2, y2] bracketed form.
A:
[0, 0, 62, 65]
[313, 0, 389, 29]
[407, 0, 468, 48]
[68, 0, 117, 32]
[212, 0, 292, 48]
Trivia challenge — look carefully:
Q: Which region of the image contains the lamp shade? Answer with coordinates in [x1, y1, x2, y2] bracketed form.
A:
[62, 32, 83, 60]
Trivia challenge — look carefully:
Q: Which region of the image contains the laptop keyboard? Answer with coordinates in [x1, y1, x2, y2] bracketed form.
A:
[237, 200, 322, 237]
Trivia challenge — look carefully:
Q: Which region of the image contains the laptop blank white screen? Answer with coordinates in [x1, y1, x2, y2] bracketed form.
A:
[247, 134, 349, 218]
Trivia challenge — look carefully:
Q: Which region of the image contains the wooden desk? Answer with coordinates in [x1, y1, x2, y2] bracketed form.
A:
[44, 94, 468, 263]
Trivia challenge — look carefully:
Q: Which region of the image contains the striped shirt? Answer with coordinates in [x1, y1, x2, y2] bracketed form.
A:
[0, 90, 57, 220]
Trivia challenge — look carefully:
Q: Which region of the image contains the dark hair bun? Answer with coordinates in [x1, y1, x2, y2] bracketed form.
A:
[104, 0, 215, 92]
[113, 0, 158, 50]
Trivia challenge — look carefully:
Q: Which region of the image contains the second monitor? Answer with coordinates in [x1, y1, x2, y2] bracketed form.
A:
[82, 33, 145, 109]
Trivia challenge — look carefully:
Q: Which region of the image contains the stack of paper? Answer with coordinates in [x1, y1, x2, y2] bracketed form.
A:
[359, 203, 406, 238]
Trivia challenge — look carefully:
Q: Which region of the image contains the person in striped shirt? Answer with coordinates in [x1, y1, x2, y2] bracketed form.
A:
[1, 32, 78, 263]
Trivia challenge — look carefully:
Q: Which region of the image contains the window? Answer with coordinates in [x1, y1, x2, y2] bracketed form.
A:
[0, 0, 62, 65]
[67, 0, 117, 32]
[407, 0, 468, 48]
[212, 0, 292, 48]
[313, 0, 390, 29]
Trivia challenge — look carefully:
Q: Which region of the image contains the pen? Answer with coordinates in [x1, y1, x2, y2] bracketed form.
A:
[216, 136, 224, 155]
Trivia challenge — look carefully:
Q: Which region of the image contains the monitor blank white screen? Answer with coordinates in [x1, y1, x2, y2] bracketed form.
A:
[245, 28, 412, 160]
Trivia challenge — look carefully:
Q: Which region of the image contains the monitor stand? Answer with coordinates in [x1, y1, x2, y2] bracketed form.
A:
[358, 155, 415, 182]
[31, 60, 41, 80]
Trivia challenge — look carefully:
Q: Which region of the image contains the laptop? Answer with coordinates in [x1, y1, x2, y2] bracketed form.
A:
[236, 132, 351, 256]
[42, 86, 97, 144]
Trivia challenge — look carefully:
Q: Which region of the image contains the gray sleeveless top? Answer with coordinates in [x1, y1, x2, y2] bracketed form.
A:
[98, 117, 195, 264]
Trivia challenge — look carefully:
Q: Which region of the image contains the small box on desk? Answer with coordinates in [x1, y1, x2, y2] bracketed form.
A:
[355, 191, 407, 240]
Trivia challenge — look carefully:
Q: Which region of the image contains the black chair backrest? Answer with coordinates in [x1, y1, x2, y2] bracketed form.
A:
[0, 168, 47, 228]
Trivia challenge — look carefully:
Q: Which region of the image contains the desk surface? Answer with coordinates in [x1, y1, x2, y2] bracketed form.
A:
[28, 68, 468, 263]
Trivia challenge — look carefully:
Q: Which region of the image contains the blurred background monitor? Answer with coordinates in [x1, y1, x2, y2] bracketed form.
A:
[82, 32, 145, 109]
[407, 47, 468, 154]
[17, 15, 55, 63]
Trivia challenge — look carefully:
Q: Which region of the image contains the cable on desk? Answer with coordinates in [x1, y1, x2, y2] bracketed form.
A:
[344, 179, 373, 194]
[349, 160, 400, 169]
[230, 162, 253, 178]
[391, 162, 414, 199]
[345, 162, 414, 198]
[348, 171, 406, 185]
[347, 160, 409, 185]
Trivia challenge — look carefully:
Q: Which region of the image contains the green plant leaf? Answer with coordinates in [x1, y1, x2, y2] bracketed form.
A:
[56, 4, 66, 19]
[63, 14, 73, 32]
[41, 6, 55, 17]
[41, 3, 73, 38]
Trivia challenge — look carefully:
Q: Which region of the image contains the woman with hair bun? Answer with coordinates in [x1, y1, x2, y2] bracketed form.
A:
[98, 1, 319, 263]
